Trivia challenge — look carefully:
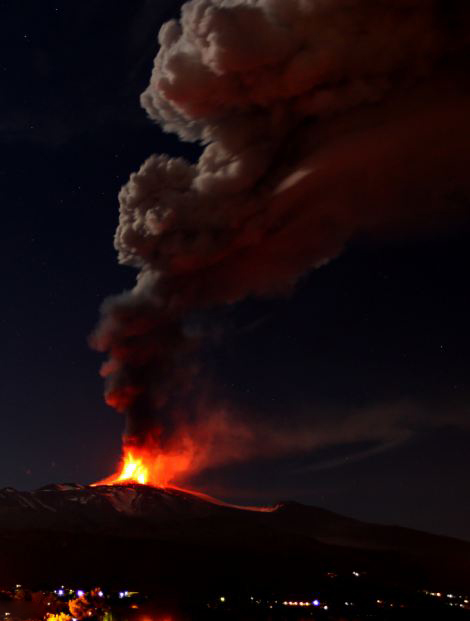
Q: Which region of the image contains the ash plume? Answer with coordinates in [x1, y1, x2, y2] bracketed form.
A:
[92, 0, 470, 467]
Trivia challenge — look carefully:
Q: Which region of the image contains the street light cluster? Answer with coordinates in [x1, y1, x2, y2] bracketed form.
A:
[282, 600, 328, 610]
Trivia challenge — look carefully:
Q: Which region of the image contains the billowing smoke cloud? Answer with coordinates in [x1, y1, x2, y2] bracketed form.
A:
[92, 0, 470, 468]
[139, 395, 470, 485]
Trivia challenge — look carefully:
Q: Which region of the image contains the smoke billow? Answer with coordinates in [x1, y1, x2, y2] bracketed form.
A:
[92, 0, 470, 469]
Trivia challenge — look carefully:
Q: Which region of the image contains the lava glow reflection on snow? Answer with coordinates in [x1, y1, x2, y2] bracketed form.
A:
[92, 443, 276, 513]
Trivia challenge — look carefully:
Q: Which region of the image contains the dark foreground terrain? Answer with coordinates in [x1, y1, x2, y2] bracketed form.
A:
[0, 482, 469, 601]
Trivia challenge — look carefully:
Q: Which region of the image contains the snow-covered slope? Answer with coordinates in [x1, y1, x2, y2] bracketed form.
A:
[0, 483, 231, 531]
[0, 483, 468, 592]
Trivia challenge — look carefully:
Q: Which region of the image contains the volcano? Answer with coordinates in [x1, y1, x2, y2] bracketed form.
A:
[0, 483, 469, 594]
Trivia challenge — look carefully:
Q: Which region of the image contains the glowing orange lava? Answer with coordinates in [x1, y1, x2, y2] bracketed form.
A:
[93, 440, 193, 488]
[115, 452, 149, 485]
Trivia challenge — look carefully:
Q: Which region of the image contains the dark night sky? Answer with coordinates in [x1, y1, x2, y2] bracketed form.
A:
[1, 1, 470, 541]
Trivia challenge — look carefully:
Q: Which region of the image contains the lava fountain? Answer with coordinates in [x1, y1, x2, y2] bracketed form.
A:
[107, 451, 149, 485]
[93, 436, 195, 488]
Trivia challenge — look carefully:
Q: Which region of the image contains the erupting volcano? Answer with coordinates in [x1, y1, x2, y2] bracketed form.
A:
[94, 437, 195, 489]
[92, 440, 275, 512]
[89, 0, 470, 506]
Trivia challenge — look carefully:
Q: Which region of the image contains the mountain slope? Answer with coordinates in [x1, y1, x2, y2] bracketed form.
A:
[0, 483, 468, 593]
